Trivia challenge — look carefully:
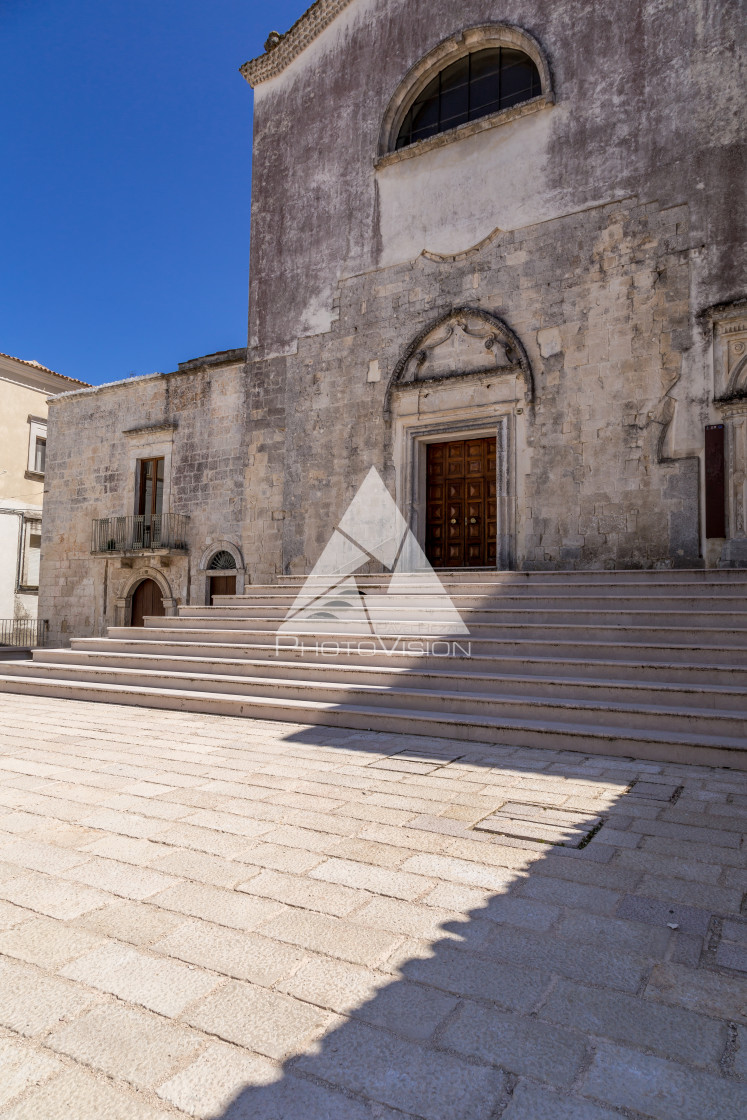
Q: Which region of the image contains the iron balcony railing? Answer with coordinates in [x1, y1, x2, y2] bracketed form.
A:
[0, 618, 49, 648]
[91, 514, 189, 554]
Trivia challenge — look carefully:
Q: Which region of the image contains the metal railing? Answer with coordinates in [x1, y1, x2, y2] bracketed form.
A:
[0, 618, 49, 648]
[91, 514, 189, 553]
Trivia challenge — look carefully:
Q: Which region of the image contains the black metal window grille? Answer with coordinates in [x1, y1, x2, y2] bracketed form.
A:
[395, 47, 542, 151]
[208, 550, 237, 570]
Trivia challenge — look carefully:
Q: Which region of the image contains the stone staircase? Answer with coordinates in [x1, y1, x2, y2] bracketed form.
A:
[1, 569, 746, 769]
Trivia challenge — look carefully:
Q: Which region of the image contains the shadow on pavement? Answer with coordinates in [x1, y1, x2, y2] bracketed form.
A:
[206, 727, 702, 1120]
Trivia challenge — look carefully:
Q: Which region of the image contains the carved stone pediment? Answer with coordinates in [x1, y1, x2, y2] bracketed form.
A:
[713, 304, 747, 403]
[386, 307, 532, 415]
[400, 314, 520, 382]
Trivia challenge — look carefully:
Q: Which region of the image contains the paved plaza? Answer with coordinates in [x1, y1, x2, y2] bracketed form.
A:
[0, 695, 745, 1118]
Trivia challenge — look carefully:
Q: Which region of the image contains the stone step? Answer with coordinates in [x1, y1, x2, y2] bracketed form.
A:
[70, 636, 747, 684]
[216, 591, 747, 608]
[105, 626, 747, 664]
[0, 670, 742, 769]
[273, 568, 747, 584]
[12, 566, 745, 771]
[143, 616, 747, 647]
[3, 658, 745, 737]
[37, 648, 747, 710]
[177, 604, 747, 627]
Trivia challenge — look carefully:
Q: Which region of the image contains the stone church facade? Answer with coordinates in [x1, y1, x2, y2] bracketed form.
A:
[39, 0, 746, 643]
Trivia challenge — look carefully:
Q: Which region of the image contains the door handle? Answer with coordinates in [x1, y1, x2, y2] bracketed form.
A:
[450, 518, 458, 525]
[469, 517, 478, 524]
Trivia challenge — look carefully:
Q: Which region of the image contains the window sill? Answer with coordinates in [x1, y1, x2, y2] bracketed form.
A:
[24, 470, 45, 482]
[375, 94, 551, 170]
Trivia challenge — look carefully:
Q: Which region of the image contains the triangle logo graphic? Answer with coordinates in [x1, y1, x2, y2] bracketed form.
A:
[278, 467, 469, 638]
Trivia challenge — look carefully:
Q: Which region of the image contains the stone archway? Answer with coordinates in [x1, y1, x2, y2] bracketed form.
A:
[384, 307, 533, 416]
[378, 23, 554, 159]
[197, 540, 247, 605]
[114, 567, 176, 627]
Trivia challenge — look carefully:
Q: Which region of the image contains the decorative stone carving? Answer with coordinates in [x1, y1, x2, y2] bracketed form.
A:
[712, 303, 747, 402]
[241, 1, 354, 87]
[643, 349, 685, 465]
[711, 304, 747, 563]
[422, 226, 503, 264]
[405, 318, 516, 381]
[385, 308, 532, 416]
[730, 412, 747, 536]
[265, 31, 285, 52]
[643, 395, 676, 464]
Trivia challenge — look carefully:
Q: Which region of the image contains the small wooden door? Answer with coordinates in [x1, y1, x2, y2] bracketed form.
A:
[425, 437, 497, 567]
[209, 574, 236, 604]
[131, 579, 165, 627]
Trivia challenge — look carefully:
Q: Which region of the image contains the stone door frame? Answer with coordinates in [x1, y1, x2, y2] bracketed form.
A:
[197, 541, 247, 606]
[714, 400, 747, 566]
[114, 567, 176, 627]
[393, 409, 516, 570]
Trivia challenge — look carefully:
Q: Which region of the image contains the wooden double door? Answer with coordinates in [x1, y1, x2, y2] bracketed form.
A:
[425, 437, 497, 567]
[131, 578, 165, 627]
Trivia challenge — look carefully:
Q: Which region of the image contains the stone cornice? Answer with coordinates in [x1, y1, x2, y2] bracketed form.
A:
[123, 423, 178, 437]
[240, 0, 355, 87]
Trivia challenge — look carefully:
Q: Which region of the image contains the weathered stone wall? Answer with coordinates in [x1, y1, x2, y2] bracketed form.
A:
[245, 195, 699, 574]
[241, 0, 744, 576]
[249, 0, 744, 357]
[39, 0, 746, 641]
[39, 355, 248, 645]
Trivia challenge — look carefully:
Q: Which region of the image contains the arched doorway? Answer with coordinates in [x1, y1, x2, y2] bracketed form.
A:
[207, 550, 237, 604]
[387, 308, 531, 570]
[131, 578, 166, 626]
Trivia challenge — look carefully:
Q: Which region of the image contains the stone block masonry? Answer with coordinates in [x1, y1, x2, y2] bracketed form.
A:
[39, 353, 249, 645]
[266, 196, 700, 576]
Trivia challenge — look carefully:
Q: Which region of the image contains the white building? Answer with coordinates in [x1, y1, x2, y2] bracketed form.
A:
[0, 353, 87, 646]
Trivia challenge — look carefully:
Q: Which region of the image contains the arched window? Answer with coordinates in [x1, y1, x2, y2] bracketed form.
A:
[395, 47, 541, 150]
[208, 550, 237, 570]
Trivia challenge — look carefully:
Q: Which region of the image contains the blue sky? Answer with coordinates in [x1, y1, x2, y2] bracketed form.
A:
[1, 0, 305, 385]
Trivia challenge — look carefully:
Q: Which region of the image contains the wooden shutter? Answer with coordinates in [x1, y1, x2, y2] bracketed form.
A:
[705, 424, 726, 538]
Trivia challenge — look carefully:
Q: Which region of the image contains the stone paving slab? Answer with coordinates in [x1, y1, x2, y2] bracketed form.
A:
[0, 693, 745, 1119]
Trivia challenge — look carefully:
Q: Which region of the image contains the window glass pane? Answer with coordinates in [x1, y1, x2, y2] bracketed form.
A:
[398, 74, 440, 147]
[154, 458, 164, 516]
[34, 437, 46, 474]
[439, 87, 469, 130]
[408, 97, 441, 143]
[469, 49, 502, 118]
[142, 460, 153, 520]
[469, 49, 502, 81]
[412, 72, 440, 108]
[395, 46, 541, 150]
[500, 52, 540, 108]
[438, 56, 469, 129]
[22, 523, 41, 588]
[439, 56, 469, 95]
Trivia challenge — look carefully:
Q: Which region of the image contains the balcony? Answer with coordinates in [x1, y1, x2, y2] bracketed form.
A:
[91, 514, 189, 555]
